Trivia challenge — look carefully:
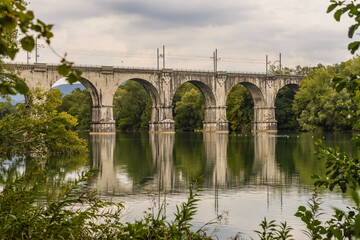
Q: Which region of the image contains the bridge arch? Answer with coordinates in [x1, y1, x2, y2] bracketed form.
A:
[227, 82, 266, 107]
[51, 77, 100, 107]
[111, 77, 161, 132]
[129, 78, 161, 107]
[172, 80, 217, 131]
[272, 78, 301, 107]
[273, 83, 299, 103]
[225, 84, 254, 132]
[225, 81, 270, 132]
[130, 78, 161, 128]
[173, 80, 216, 107]
[79, 78, 101, 106]
[274, 84, 299, 130]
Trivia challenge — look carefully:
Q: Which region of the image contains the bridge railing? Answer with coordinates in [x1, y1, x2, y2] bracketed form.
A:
[5, 61, 304, 77]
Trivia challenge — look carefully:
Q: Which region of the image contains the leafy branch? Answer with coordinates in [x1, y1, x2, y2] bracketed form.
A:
[0, 0, 82, 96]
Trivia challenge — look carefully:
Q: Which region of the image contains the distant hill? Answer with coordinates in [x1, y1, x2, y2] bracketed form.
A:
[0, 83, 85, 104]
[52, 83, 85, 96]
[0, 94, 25, 104]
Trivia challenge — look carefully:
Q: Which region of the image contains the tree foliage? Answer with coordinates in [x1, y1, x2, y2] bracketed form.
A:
[293, 64, 354, 131]
[113, 80, 151, 131]
[226, 84, 253, 132]
[0, 99, 16, 118]
[57, 88, 92, 130]
[173, 83, 204, 131]
[275, 87, 299, 130]
[269, 63, 326, 75]
[0, 88, 87, 158]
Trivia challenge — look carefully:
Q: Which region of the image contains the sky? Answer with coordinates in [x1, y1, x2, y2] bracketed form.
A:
[14, 0, 355, 73]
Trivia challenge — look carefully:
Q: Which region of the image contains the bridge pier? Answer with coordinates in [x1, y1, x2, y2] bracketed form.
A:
[252, 106, 277, 132]
[90, 106, 116, 134]
[203, 106, 217, 131]
[203, 106, 229, 132]
[149, 106, 175, 133]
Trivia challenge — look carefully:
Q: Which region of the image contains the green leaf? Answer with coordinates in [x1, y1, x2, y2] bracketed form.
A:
[348, 41, 360, 54]
[15, 2, 26, 11]
[2, 13, 17, 30]
[332, 76, 343, 84]
[7, 47, 19, 60]
[327, 3, 338, 13]
[20, 36, 35, 51]
[355, 214, 360, 237]
[57, 64, 71, 76]
[297, 206, 306, 212]
[335, 81, 346, 92]
[14, 81, 29, 95]
[351, 189, 360, 207]
[334, 9, 343, 21]
[348, 23, 360, 38]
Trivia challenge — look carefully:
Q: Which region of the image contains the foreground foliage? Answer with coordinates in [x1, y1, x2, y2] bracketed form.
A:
[0, 166, 212, 240]
[0, 0, 81, 97]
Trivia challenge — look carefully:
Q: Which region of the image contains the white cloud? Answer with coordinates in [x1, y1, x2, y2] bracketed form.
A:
[20, 0, 354, 72]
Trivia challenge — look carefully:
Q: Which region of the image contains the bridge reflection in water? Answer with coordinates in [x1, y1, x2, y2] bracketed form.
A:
[89, 132, 288, 196]
[87, 132, 351, 239]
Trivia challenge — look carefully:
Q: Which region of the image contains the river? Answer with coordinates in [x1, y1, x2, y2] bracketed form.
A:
[9, 132, 359, 239]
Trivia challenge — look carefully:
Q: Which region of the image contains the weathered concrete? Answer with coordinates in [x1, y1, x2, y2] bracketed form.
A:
[8, 63, 303, 133]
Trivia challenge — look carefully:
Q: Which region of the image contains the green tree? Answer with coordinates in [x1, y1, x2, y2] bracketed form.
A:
[113, 80, 151, 131]
[275, 87, 299, 130]
[57, 88, 92, 130]
[174, 86, 204, 131]
[0, 99, 16, 119]
[0, 88, 87, 158]
[293, 67, 352, 131]
[269, 63, 326, 75]
[226, 84, 253, 132]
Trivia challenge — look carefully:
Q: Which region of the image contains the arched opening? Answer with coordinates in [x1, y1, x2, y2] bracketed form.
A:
[274, 84, 299, 131]
[51, 78, 93, 130]
[172, 81, 215, 131]
[113, 79, 159, 131]
[226, 83, 264, 132]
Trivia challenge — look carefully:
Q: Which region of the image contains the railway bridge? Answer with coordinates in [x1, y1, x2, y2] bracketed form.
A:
[9, 63, 303, 133]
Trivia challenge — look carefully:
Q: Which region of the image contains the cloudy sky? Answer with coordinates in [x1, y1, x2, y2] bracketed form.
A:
[16, 0, 354, 72]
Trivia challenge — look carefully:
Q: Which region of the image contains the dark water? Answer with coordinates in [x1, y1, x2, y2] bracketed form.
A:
[4, 132, 358, 239]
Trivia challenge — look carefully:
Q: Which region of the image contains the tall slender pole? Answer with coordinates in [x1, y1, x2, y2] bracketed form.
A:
[157, 48, 159, 69]
[266, 55, 268, 75]
[26, 51, 29, 64]
[215, 49, 218, 72]
[163, 45, 165, 68]
[35, 38, 38, 63]
[279, 53, 282, 73]
[213, 51, 216, 72]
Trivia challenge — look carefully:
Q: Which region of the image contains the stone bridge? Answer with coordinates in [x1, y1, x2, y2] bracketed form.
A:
[8, 63, 303, 133]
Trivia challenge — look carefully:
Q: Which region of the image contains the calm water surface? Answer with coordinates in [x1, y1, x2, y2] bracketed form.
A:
[9, 132, 358, 239]
[83, 132, 357, 239]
